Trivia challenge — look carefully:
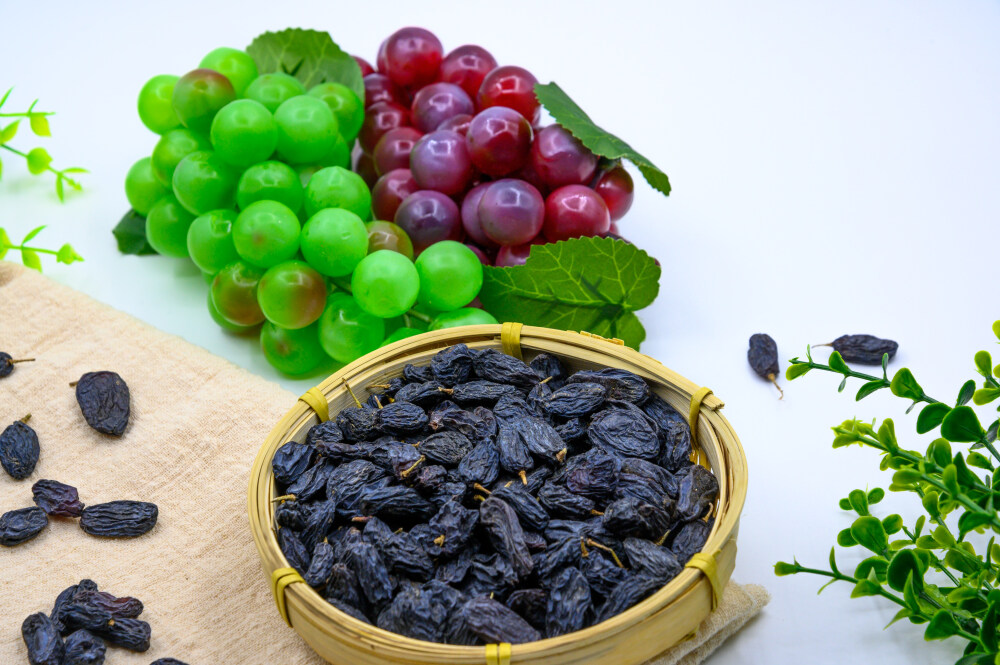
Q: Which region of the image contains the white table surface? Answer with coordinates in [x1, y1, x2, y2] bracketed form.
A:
[3, 1, 999, 662]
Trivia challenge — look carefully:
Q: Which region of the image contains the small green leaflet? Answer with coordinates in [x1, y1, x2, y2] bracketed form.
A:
[534, 82, 671, 196]
[247, 29, 364, 100]
[479, 236, 661, 349]
[112, 209, 157, 256]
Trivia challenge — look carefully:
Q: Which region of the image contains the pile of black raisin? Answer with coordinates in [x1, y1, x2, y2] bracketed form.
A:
[273, 345, 720, 645]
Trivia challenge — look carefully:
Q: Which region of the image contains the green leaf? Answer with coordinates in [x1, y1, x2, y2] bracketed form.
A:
[893, 468, 922, 485]
[848, 489, 869, 515]
[887, 549, 924, 592]
[885, 608, 912, 629]
[942, 406, 986, 443]
[56, 243, 83, 265]
[890, 368, 923, 400]
[856, 380, 885, 401]
[0, 87, 11, 109]
[851, 515, 889, 554]
[21, 225, 45, 244]
[882, 514, 903, 534]
[837, 377, 848, 393]
[773, 561, 799, 576]
[20, 248, 41, 271]
[954, 654, 997, 665]
[868, 487, 885, 504]
[903, 571, 921, 612]
[922, 490, 941, 520]
[932, 525, 956, 548]
[25, 147, 51, 175]
[968, 451, 993, 470]
[947, 586, 980, 604]
[855, 557, 888, 582]
[994, 321, 1000, 342]
[958, 379, 977, 406]
[246, 28, 364, 100]
[0, 120, 19, 144]
[878, 419, 898, 450]
[943, 464, 960, 495]
[28, 113, 50, 137]
[917, 403, 951, 434]
[0, 227, 10, 260]
[983, 602, 1000, 653]
[850, 578, 882, 598]
[977, 351, 994, 377]
[838, 497, 852, 511]
[786, 362, 811, 380]
[924, 609, 962, 640]
[837, 528, 857, 547]
[828, 547, 840, 575]
[479, 237, 660, 349]
[959, 510, 994, 538]
[915, 535, 940, 549]
[828, 350, 850, 374]
[534, 81, 670, 195]
[112, 209, 156, 256]
[974, 388, 1000, 406]
[927, 438, 953, 468]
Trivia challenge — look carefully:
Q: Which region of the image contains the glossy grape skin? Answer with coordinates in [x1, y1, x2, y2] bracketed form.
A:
[354, 152, 379, 189]
[211, 260, 266, 326]
[354, 55, 375, 77]
[409, 130, 474, 195]
[494, 238, 546, 267]
[415, 240, 483, 311]
[529, 125, 598, 188]
[381, 327, 424, 346]
[593, 165, 634, 221]
[207, 289, 260, 334]
[351, 249, 420, 318]
[257, 260, 328, 329]
[466, 243, 491, 265]
[394, 190, 463, 253]
[478, 179, 545, 246]
[124, 157, 169, 215]
[237, 161, 304, 211]
[145, 194, 196, 258]
[308, 82, 365, 141]
[233, 200, 301, 268]
[543, 184, 610, 241]
[377, 27, 444, 89]
[245, 73, 307, 113]
[437, 113, 472, 135]
[300, 208, 369, 277]
[137, 74, 181, 134]
[606, 221, 621, 237]
[466, 107, 532, 177]
[371, 168, 419, 221]
[304, 166, 372, 219]
[477, 66, 540, 122]
[210, 99, 277, 168]
[318, 292, 386, 364]
[199, 47, 259, 97]
[172, 151, 239, 215]
[366, 220, 414, 260]
[373, 127, 422, 176]
[260, 321, 328, 375]
[429, 307, 499, 330]
[151, 128, 211, 187]
[172, 68, 236, 133]
[187, 209, 239, 274]
[273, 95, 339, 165]
[359, 101, 410, 154]
[363, 73, 405, 108]
[411, 82, 475, 133]
[459, 182, 497, 248]
[440, 45, 498, 100]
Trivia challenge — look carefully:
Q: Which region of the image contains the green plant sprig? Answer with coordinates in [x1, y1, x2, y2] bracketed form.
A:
[777, 322, 1000, 664]
[0, 225, 83, 272]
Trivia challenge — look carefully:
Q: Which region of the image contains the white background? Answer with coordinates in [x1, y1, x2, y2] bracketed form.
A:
[2, 1, 999, 662]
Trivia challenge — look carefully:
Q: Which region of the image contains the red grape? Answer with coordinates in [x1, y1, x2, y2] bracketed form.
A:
[372, 168, 419, 220]
[543, 184, 610, 241]
[465, 243, 491, 265]
[593, 165, 634, 221]
[466, 107, 532, 177]
[373, 126, 423, 176]
[530, 125, 598, 188]
[477, 66, 540, 122]
[607, 221, 620, 236]
[411, 82, 475, 133]
[394, 190, 463, 253]
[440, 45, 498, 100]
[377, 27, 443, 89]
[460, 182, 498, 248]
[437, 113, 472, 135]
[359, 101, 410, 153]
[364, 73, 405, 108]
[478, 178, 544, 246]
[495, 237, 546, 267]
[409, 129, 474, 196]
[354, 151, 378, 188]
[354, 55, 375, 77]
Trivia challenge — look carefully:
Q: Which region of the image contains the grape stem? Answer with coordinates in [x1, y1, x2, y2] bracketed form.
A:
[1, 144, 85, 191]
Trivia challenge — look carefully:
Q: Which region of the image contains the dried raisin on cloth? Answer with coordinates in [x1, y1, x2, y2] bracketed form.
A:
[74, 371, 131, 436]
[32, 479, 85, 517]
[22, 613, 64, 665]
[0, 506, 48, 546]
[1, 417, 40, 480]
[79, 501, 157, 538]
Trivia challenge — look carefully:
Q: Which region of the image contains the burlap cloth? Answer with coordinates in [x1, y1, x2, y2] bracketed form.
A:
[0, 262, 768, 664]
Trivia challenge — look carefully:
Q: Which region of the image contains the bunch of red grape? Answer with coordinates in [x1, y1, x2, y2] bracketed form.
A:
[355, 27, 635, 268]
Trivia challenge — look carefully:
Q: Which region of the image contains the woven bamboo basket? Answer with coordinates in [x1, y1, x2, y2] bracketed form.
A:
[248, 323, 747, 665]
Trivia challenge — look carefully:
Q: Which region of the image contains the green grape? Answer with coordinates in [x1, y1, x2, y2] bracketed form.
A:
[137, 74, 181, 134]
[207, 289, 259, 333]
[124, 156, 169, 215]
[295, 164, 322, 188]
[260, 321, 328, 375]
[351, 249, 419, 318]
[366, 221, 413, 260]
[415, 240, 484, 311]
[146, 194, 195, 257]
[307, 82, 364, 142]
[257, 260, 327, 329]
[211, 260, 266, 326]
[210, 99, 277, 168]
[317, 133, 350, 169]
[232, 200, 300, 267]
[187, 209, 239, 274]
[237, 161, 303, 211]
[245, 73, 306, 113]
[172, 68, 236, 133]
[428, 308, 499, 330]
[273, 95, 339, 165]
[300, 208, 368, 277]
[172, 151, 238, 215]
[199, 47, 259, 97]
[380, 327, 424, 347]
[304, 166, 371, 219]
[151, 128, 211, 187]
[318, 292, 385, 364]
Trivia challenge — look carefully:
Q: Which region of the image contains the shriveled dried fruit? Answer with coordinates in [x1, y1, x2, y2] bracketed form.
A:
[420, 431, 474, 465]
[271, 442, 316, 486]
[325, 563, 364, 610]
[506, 588, 548, 630]
[529, 353, 567, 385]
[431, 343, 474, 386]
[747, 333, 783, 398]
[450, 380, 520, 405]
[542, 382, 607, 417]
[457, 595, 541, 644]
[516, 416, 566, 463]
[825, 334, 899, 365]
[329, 597, 371, 624]
[568, 367, 649, 404]
[603, 496, 671, 540]
[588, 403, 660, 459]
[624, 538, 682, 583]
[395, 380, 446, 407]
[0, 506, 48, 546]
[377, 580, 464, 642]
[345, 540, 395, 610]
[305, 541, 338, 589]
[642, 394, 692, 471]
[546, 567, 591, 637]
[0, 351, 34, 378]
[63, 628, 106, 665]
[361, 485, 435, 523]
[375, 400, 429, 435]
[278, 527, 311, 573]
[675, 464, 719, 521]
[670, 519, 713, 561]
[32, 479, 85, 517]
[538, 482, 596, 519]
[597, 573, 663, 622]
[1, 416, 40, 480]
[473, 348, 541, 388]
[480, 497, 534, 578]
[79, 501, 158, 538]
[456, 441, 500, 486]
[150, 660, 191, 665]
[491, 484, 550, 531]
[74, 371, 131, 436]
[94, 617, 150, 651]
[496, 422, 534, 478]
[336, 406, 378, 441]
[22, 612, 65, 665]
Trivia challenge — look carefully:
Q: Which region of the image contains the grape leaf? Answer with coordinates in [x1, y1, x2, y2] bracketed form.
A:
[112, 209, 156, 256]
[534, 82, 671, 196]
[247, 28, 364, 100]
[479, 236, 661, 349]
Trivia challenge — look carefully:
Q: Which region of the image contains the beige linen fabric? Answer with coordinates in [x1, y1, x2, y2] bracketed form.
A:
[0, 263, 767, 664]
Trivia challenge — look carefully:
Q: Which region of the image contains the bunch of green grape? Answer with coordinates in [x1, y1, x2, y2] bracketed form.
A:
[124, 47, 497, 376]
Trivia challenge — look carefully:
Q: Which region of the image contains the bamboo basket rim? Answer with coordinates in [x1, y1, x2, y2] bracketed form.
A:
[248, 324, 748, 661]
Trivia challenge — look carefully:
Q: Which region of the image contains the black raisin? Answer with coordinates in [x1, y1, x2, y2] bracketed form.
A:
[506, 588, 548, 631]
[561, 448, 621, 500]
[336, 406, 378, 441]
[669, 519, 712, 561]
[456, 595, 541, 644]
[603, 496, 672, 540]
[345, 540, 395, 610]
[271, 442, 315, 487]
[80, 501, 157, 538]
[496, 422, 534, 478]
[473, 349, 541, 388]
[63, 628, 106, 665]
[0, 351, 34, 378]
[21, 613, 65, 665]
[325, 563, 364, 610]
[1, 416, 40, 480]
[329, 597, 372, 624]
[304, 540, 338, 589]
[0, 506, 48, 546]
[534, 537, 583, 584]
[515, 416, 566, 464]
[588, 405, 660, 460]
[395, 381, 447, 407]
[361, 485, 435, 523]
[747, 333, 783, 397]
[456, 441, 500, 486]
[491, 484, 550, 531]
[538, 483, 595, 520]
[425, 497, 480, 558]
[642, 394, 692, 472]
[375, 401, 429, 435]
[305, 420, 345, 447]
[545, 567, 591, 637]
[568, 368, 649, 404]
[150, 660, 190, 665]
[480, 497, 534, 578]
[541, 382, 607, 417]
[74, 371, 130, 436]
[32, 479, 85, 517]
[278, 527, 311, 574]
[676, 464, 719, 521]
[377, 580, 465, 642]
[403, 363, 435, 383]
[419, 431, 474, 465]
[623, 538, 682, 583]
[597, 573, 663, 622]
[431, 343, 474, 386]
[449, 380, 520, 405]
[529, 353, 568, 385]
[829, 334, 899, 365]
[93, 617, 150, 652]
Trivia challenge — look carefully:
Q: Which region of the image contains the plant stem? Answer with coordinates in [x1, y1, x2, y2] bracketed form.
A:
[0, 111, 54, 118]
[0, 144, 83, 188]
[790, 357, 940, 403]
[0, 242, 60, 257]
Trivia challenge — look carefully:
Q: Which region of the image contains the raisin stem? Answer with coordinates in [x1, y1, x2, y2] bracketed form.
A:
[518, 469, 528, 485]
[20, 414, 31, 424]
[580, 538, 590, 557]
[399, 456, 424, 479]
[767, 373, 784, 400]
[473, 483, 492, 495]
[585, 538, 624, 568]
[556, 448, 567, 464]
[68, 381, 78, 387]
[271, 494, 296, 503]
[9, 358, 35, 364]
[342, 379, 362, 408]
[433, 534, 446, 547]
